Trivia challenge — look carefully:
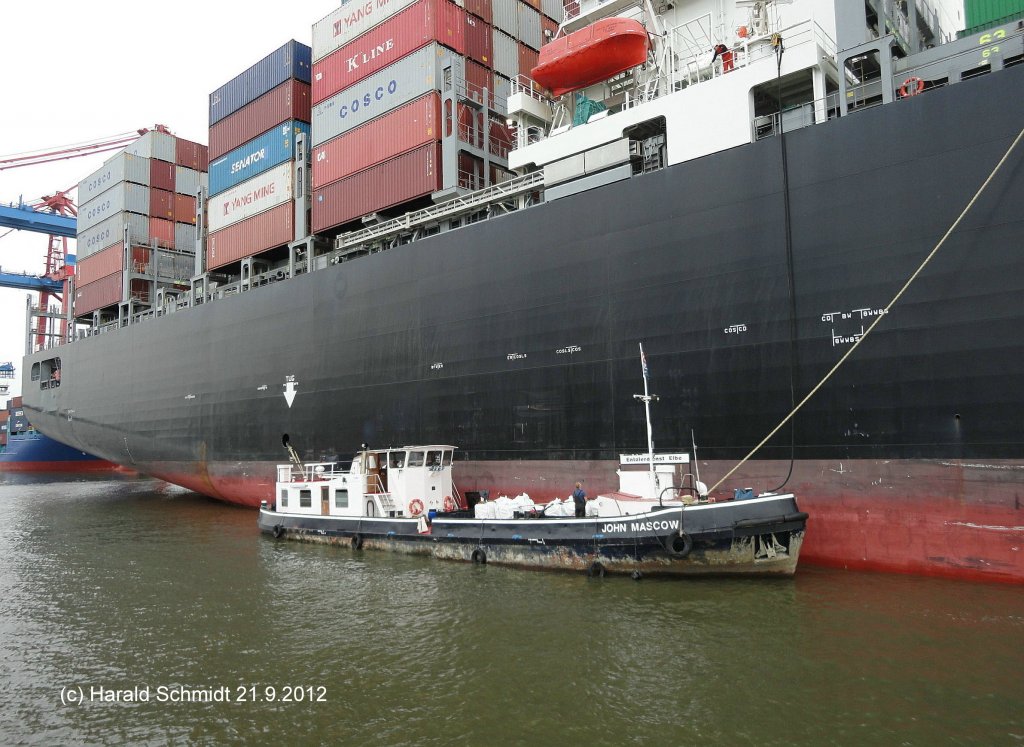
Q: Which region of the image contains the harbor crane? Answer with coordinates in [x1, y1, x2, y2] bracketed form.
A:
[0, 129, 146, 350]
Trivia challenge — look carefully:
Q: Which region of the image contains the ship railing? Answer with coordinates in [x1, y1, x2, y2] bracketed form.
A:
[278, 461, 350, 483]
[334, 170, 545, 252]
[752, 89, 843, 140]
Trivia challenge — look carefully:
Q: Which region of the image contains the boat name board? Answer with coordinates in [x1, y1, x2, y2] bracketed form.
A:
[600, 518, 680, 534]
[619, 453, 689, 464]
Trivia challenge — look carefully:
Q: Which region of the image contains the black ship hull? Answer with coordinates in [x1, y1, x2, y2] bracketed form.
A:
[256, 494, 807, 577]
[24, 65, 1024, 583]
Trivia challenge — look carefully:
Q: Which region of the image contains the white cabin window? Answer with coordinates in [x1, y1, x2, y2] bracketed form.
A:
[427, 450, 443, 468]
[389, 452, 405, 468]
[334, 489, 349, 508]
[442, 450, 453, 467]
[299, 489, 312, 508]
[407, 451, 424, 467]
[280, 490, 288, 508]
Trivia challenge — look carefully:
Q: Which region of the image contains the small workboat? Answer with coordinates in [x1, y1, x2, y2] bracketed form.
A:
[531, 17, 651, 98]
[257, 442, 806, 577]
[258, 345, 807, 576]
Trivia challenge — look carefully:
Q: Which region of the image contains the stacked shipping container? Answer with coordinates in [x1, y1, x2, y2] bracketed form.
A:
[75, 129, 209, 317]
[309, 0, 560, 234]
[206, 40, 312, 271]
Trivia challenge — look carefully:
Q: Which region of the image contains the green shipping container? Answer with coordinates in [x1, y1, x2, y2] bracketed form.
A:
[964, 0, 1024, 29]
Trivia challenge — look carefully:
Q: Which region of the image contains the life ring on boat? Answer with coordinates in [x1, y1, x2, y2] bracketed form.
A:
[272, 525, 284, 539]
[471, 548, 487, 564]
[669, 532, 693, 558]
[587, 561, 606, 578]
[899, 76, 924, 98]
[443, 495, 456, 512]
[408, 498, 425, 517]
[351, 533, 363, 550]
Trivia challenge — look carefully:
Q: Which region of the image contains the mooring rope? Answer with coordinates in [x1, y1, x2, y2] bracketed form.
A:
[708, 124, 1024, 495]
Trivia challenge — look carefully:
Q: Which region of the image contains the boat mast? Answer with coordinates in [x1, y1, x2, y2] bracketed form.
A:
[633, 342, 659, 498]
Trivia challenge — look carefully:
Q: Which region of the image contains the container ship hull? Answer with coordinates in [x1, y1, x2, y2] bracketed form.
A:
[22, 66, 1024, 583]
[0, 431, 113, 472]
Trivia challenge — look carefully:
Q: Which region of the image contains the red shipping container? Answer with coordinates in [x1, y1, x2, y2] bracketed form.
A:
[149, 188, 174, 221]
[464, 0, 492, 23]
[150, 159, 175, 192]
[75, 272, 122, 315]
[464, 15, 492, 66]
[541, 15, 558, 45]
[312, 143, 441, 233]
[208, 202, 295, 270]
[76, 243, 123, 285]
[149, 217, 175, 247]
[456, 102, 481, 147]
[520, 0, 541, 10]
[131, 246, 152, 273]
[312, 0, 466, 104]
[457, 150, 484, 189]
[519, 42, 539, 81]
[465, 59, 493, 106]
[209, 80, 311, 161]
[312, 94, 440, 189]
[174, 193, 197, 224]
[175, 138, 209, 171]
[489, 115, 513, 157]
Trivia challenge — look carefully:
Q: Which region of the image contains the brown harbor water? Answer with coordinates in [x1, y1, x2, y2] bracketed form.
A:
[0, 474, 1022, 746]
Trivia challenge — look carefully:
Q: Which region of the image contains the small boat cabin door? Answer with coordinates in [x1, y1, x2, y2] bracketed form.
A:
[321, 485, 330, 515]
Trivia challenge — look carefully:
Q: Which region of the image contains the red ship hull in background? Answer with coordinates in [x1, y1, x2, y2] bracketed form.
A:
[531, 18, 651, 97]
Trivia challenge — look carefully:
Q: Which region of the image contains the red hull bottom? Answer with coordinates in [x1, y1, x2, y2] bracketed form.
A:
[146, 457, 1024, 585]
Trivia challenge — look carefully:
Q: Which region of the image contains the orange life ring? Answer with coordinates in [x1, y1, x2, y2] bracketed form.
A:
[899, 77, 924, 98]
[443, 495, 456, 512]
[408, 498, 425, 517]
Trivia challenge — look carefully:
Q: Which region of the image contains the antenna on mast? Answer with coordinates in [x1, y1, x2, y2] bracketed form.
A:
[632, 342, 660, 498]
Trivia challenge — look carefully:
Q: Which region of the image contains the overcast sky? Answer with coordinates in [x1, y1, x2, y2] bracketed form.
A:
[0, 0, 335, 397]
[0, 0, 964, 397]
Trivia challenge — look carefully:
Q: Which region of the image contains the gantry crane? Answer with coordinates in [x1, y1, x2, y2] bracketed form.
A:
[0, 130, 145, 351]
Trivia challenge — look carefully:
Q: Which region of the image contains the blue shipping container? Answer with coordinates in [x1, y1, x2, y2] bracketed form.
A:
[208, 121, 310, 196]
[209, 39, 312, 126]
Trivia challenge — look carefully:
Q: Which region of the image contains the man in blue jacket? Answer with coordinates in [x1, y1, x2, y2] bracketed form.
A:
[572, 482, 587, 518]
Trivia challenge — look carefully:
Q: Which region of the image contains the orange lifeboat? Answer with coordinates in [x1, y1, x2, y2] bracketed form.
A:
[531, 18, 651, 98]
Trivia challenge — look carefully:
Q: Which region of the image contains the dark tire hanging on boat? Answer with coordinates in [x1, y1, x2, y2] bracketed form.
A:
[351, 533, 363, 550]
[669, 532, 693, 557]
[471, 548, 487, 564]
[588, 561, 606, 578]
[272, 525, 284, 539]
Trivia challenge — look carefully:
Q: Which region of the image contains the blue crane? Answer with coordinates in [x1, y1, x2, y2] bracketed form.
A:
[0, 200, 76, 238]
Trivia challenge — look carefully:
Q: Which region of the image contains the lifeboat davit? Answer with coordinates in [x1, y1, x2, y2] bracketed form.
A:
[531, 18, 651, 98]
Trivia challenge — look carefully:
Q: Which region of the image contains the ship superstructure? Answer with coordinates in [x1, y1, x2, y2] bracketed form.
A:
[19, 1, 1024, 583]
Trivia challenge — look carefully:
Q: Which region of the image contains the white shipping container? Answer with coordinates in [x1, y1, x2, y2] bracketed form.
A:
[77, 182, 150, 234]
[492, 0, 518, 35]
[76, 211, 149, 259]
[493, 72, 512, 109]
[207, 162, 294, 233]
[518, 4, 541, 50]
[175, 166, 201, 198]
[312, 44, 455, 145]
[124, 130, 176, 162]
[312, 0, 420, 62]
[493, 29, 518, 79]
[79, 152, 151, 203]
[174, 223, 197, 256]
[541, 0, 562, 22]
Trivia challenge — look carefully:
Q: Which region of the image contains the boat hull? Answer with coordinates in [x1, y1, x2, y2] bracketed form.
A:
[256, 495, 806, 576]
[21, 65, 1024, 584]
